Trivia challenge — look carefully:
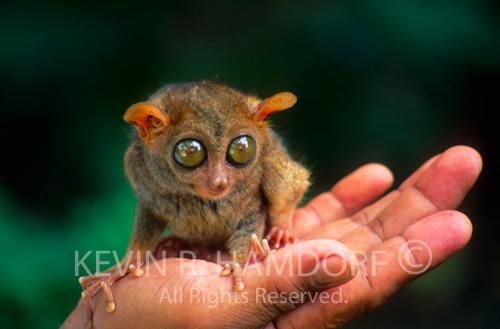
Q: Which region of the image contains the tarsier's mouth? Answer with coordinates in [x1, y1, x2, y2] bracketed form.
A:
[196, 185, 230, 199]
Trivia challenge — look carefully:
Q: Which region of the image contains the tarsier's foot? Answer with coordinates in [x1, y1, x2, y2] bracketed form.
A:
[80, 264, 144, 329]
[266, 226, 298, 250]
[220, 234, 271, 292]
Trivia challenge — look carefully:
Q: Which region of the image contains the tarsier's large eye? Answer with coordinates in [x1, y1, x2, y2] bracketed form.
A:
[227, 135, 256, 166]
[173, 139, 207, 169]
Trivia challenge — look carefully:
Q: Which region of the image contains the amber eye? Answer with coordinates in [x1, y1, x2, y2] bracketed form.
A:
[227, 135, 256, 166]
[173, 139, 207, 169]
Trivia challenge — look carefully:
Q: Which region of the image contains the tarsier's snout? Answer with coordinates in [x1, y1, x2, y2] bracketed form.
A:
[194, 172, 231, 199]
[210, 175, 228, 190]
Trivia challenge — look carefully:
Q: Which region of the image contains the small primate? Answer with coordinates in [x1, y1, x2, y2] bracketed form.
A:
[79, 80, 310, 328]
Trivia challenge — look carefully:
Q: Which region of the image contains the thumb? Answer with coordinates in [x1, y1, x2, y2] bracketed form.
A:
[234, 239, 357, 327]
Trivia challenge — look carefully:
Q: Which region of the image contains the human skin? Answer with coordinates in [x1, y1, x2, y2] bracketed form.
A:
[62, 145, 481, 328]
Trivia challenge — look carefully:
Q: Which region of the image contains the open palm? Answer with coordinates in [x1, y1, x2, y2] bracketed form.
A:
[63, 146, 481, 329]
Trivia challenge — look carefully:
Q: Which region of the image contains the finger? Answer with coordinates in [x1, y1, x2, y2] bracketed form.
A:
[329, 145, 481, 254]
[363, 210, 472, 298]
[293, 164, 393, 237]
[399, 154, 439, 190]
[303, 191, 399, 241]
[229, 240, 357, 328]
[374, 145, 481, 240]
[93, 242, 357, 329]
[274, 210, 472, 328]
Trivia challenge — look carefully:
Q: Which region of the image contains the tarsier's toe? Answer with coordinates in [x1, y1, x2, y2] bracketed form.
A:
[106, 302, 116, 313]
[220, 263, 246, 292]
[234, 282, 244, 292]
[128, 264, 144, 277]
[250, 234, 271, 259]
[265, 227, 296, 250]
[220, 264, 232, 276]
[100, 281, 116, 313]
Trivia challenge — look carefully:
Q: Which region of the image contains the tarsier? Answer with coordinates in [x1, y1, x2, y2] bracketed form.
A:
[79, 80, 310, 328]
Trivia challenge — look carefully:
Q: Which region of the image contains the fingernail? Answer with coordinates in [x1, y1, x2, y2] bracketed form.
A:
[318, 254, 355, 289]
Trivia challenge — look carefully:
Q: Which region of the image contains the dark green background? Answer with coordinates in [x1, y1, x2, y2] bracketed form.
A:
[1, 1, 499, 328]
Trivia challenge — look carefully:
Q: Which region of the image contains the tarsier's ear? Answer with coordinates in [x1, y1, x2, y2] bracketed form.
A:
[123, 102, 171, 146]
[248, 92, 297, 122]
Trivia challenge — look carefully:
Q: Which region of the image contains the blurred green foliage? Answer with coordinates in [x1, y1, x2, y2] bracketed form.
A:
[0, 0, 499, 328]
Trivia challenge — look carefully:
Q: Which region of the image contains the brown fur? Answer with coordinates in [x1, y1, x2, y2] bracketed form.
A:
[123, 80, 310, 264]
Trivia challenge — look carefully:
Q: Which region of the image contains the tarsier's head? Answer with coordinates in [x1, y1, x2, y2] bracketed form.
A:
[124, 80, 296, 199]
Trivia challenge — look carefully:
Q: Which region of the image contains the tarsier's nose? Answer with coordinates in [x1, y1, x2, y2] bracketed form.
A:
[210, 175, 228, 190]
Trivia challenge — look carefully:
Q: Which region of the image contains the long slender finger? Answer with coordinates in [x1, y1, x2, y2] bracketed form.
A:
[293, 164, 393, 236]
[372, 145, 481, 240]
[306, 146, 481, 255]
[303, 191, 399, 241]
[295, 150, 445, 241]
[398, 154, 439, 190]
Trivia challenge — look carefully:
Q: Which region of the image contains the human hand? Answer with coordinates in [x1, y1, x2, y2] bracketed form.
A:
[275, 145, 482, 328]
[62, 146, 481, 329]
[63, 239, 356, 328]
